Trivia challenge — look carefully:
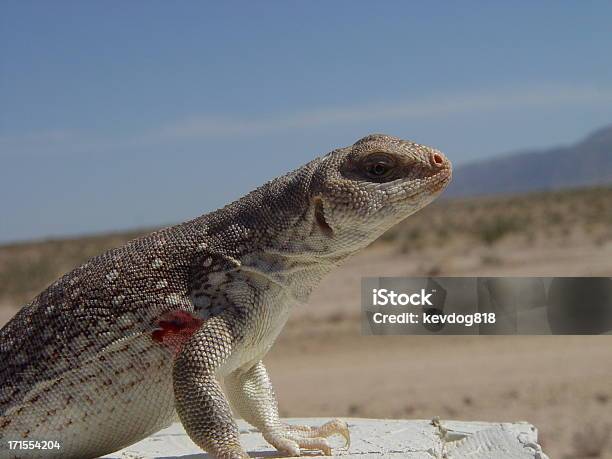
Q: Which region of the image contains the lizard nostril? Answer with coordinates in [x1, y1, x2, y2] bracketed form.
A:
[432, 153, 444, 166]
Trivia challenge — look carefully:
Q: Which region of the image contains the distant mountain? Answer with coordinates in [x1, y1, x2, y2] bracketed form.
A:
[446, 124, 612, 197]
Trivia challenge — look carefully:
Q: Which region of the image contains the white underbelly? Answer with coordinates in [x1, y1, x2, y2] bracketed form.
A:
[221, 288, 295, 376]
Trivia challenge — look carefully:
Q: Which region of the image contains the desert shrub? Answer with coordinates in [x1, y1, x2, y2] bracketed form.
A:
[477, 216, 522, 245]
[566, 422, 611, 458]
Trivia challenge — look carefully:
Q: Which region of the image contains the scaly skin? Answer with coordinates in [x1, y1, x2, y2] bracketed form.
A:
[0, 134, 451, 458]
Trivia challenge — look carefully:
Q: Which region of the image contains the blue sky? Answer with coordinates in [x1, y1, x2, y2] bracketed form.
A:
[1, 1, 612, 243]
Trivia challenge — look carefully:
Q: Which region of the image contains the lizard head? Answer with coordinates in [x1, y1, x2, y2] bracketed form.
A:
[309, 133, 452, 252]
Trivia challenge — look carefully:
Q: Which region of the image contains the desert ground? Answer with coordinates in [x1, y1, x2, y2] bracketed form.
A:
[1, 186, 611, 458]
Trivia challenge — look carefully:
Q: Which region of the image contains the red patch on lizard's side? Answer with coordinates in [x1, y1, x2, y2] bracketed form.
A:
[152, 310, 204, 354]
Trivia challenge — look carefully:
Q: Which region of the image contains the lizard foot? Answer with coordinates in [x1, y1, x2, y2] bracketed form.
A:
[213, 447, 250, 459]
[200, 442, 249, 459]
[263, 419, 350, 456]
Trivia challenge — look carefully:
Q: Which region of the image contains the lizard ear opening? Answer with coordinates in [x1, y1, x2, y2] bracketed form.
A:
[313, 196, 333, 237]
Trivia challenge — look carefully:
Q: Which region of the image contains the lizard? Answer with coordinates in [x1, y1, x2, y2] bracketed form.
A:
[0, 133, 452, 459]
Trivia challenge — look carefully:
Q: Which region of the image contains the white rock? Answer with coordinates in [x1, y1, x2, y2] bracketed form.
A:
[102, 418, 548, 458]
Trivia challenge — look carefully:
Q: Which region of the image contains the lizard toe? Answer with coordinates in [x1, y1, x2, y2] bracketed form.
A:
[264, 419, 349, 456]
[263, 431, 302, 457]
[284, 418, 350, 449]
[293, 436, 333, 456]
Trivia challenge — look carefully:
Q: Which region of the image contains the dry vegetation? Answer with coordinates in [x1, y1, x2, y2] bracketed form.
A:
[383, 185, 612, 253]
[1, 185, 611, 458]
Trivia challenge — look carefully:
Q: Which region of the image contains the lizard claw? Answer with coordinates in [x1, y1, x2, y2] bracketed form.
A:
[264, 418, 350, 456]
[315, 419, 350, 450]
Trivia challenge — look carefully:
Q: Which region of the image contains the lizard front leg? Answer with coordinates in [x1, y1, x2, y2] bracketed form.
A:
[225, 360, 350, 456]
[172, 309, 249, 459]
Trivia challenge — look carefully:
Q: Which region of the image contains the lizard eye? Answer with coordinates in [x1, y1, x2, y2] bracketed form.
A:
[369, 162, 390, 176]
[363, 154, 395, 181]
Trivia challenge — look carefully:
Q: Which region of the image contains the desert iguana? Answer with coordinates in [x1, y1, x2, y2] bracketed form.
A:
[0, 134, 451, 458]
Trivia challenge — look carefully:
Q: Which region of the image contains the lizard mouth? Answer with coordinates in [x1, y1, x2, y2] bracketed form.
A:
[430, 168, 452, 192]
[383, 167, 452, 202]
